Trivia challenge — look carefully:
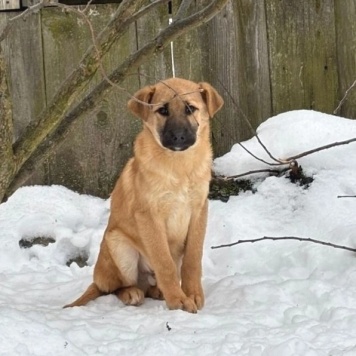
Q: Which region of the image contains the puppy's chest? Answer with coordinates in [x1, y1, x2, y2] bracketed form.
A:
[152, 178, 206, 211]
[161, 188, 193, 239]
[151, 180, 207, 235]
[155, 185, 192, 213]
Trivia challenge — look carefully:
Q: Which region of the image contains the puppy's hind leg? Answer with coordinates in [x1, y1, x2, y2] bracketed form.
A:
[64, 234, 124, 308]
[105, 230, 145, 306]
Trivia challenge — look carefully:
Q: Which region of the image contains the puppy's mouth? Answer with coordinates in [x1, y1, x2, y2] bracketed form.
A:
[164, 144, 192, 152]
[160, 129, 196, 152]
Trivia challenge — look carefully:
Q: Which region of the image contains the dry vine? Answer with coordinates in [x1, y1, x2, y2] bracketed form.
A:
[214, 77, 356, 181]
[221, 137, 356, 180]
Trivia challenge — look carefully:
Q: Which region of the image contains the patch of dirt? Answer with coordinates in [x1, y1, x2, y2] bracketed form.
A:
[209, 178, 254, 202]
[66, 254, 88, 268]
[286, 163, 314, 188]
[209, 164, 314, 202]
[19, 236, 56, 249]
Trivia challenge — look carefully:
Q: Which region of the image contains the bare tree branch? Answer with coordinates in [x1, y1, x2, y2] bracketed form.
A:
[7, 0, 229, 195]
[337, 195, 356, 198]
[211, 236, 356, 253]
[220, 137, 356, 181]
[12, 0, 160, 168]
[73, 0, 171, 107]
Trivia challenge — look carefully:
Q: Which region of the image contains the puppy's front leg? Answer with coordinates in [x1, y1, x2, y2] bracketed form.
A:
[181, 200, 208, 310]
[135, 212, 197, 313]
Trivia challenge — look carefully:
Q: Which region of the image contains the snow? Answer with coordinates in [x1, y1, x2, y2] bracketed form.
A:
[1, 110, 356, 355]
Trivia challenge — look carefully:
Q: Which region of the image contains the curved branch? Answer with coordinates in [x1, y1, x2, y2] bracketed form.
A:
[211, 236, 356, 253]
[216, 77, 283, 165]
[236, 142, 283, 166]
[284, 137, 356, 162]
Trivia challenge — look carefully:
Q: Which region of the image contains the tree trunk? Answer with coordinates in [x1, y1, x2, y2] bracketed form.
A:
[0, 46, 15, 202]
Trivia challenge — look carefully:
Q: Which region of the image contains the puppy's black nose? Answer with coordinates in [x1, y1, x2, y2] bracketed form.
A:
[161, 126, 196, 151]
[162, 128, 195, 151]
[170, 128, 188, 144]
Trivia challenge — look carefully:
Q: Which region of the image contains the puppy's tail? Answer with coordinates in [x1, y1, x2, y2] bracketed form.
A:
[63, 283, 104, 308]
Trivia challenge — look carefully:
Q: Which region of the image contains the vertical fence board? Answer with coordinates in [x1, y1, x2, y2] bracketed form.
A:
[134, 1, 203, 86]
[201, 0, 271, 157]
[334, 0, 356, 118]
[0, 12, 46, 140]
[266, 0, 338, 115]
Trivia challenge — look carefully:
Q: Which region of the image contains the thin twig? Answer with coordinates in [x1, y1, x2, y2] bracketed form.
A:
[334, 78, 356, 115]
[211, 236, 356, 253]
[284, 137, 356, 162]
[236, 142, 284, 166]
[174, 0, 194, 21]
[221, 137, 356, 180]
[82, 0, 95, 13]
[218, 167, 288, 180]
[0, 1, 50, 42]
[337, 195, 356, 198]
[216, 77, 283, 164]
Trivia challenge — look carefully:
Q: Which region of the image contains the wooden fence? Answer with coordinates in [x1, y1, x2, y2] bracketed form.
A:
[1, 0, 356, 198]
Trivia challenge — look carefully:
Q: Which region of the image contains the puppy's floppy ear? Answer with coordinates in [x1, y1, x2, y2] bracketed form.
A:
[127, 85, 156, 120]
[199, 82, 224, 118]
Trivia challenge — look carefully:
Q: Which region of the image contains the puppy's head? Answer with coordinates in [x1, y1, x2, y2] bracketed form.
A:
[128, 78, 224, 152]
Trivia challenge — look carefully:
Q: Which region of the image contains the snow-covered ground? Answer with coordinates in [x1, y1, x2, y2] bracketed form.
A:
[1, 110, 356, 355]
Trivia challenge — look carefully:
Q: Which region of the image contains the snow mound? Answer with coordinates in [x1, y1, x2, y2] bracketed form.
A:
[1, 110, 356, 355]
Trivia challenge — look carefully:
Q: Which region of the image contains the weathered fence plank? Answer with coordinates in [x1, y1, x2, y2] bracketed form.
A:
[0, 12, 46, 140]
[266, 0, 338, 114]
[201, 0, 271, 157]
[334, 0, 356, 118]
[134, 1, 203, 85]
[2, 0, 356, 198]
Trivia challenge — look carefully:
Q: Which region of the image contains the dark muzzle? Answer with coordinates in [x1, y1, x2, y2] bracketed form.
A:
[161, 120, 197, 151]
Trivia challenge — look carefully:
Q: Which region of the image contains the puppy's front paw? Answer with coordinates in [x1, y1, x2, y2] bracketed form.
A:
[166, 295, 197, 313]
[182, 284, 205, 310]
[116, 286, 145, 306]
[187, 292, 204, 310]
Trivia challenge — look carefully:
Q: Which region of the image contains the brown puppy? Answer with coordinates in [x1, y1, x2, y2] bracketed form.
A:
[64, 78, 224, 313]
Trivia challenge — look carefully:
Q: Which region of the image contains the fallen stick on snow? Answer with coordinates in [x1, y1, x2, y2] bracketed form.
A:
[211, 236, 356, 253]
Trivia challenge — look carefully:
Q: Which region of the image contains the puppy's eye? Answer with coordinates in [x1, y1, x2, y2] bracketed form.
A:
[157, 106, 169, 116]
[185, 105, 197, 115]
